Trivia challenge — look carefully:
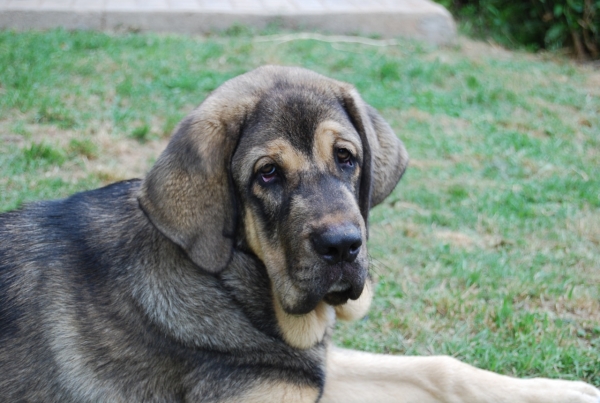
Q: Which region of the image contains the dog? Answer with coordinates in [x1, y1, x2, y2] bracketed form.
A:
[1, 65, 598, 403]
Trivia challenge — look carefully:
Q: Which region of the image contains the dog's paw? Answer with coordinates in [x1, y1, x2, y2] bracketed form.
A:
[528, 378, 600, 403]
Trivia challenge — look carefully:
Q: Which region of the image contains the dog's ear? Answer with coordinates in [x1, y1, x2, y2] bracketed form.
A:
[138, 85, 254, 273]
[341, 88, 409, 217]
[363, 101, 410, 206]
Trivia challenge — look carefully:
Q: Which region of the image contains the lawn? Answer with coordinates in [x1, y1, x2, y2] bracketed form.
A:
[1, 28, 599, 385]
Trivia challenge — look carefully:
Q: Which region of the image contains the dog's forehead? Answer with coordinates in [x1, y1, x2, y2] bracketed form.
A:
[236, 85, 360, 161]
[246, 84, 354, 151]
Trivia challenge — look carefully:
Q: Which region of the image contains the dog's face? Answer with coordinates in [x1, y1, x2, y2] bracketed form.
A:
[232, 86, 368, 314]
[139, 66, 408, 317]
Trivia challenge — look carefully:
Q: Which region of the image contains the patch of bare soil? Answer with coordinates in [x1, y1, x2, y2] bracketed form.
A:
[434, 230, 476, 248]
[453, 37, 515, 61]
[586, 70, 600, 96]
[92, 128, 168, 182]
[0, 116, 169, 184]
[570, 211, 600, 246]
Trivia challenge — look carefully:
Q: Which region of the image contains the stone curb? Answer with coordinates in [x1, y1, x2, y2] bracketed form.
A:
[0, 1, 456, 45]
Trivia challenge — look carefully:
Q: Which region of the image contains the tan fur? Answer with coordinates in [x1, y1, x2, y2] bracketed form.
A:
[263, 138, 312, 174]
[273, 298, 336, 350]
[245, 205, 336, 350]
[243, 205, 313, 316]
[313, 120, 362, 172]
[236, 138, 313, 190]
[309, 210, 357, 229]
[322, 348, 600, 403]
[243, 206, 267, 263]
[236, 380, 320, 403]
[334, 278, 373, 321]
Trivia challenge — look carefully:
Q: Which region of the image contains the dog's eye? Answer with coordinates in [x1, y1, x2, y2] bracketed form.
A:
[336, 148, 353, 167]
[258, 164, 278, 184]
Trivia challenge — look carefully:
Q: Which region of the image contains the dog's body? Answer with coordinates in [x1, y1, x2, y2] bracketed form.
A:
[0, 179, 325, 401]
[1, 66, 599, 403]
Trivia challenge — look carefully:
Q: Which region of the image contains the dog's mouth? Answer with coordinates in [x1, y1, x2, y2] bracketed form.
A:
[322, 279, 359, 306]
[323, 290, 352, 306]
[282, 274, 365, 315]
[280, 258, 368, 315]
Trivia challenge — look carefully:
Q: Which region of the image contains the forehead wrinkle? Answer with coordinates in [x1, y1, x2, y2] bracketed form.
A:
[313, 120, 363, 169]
[250, 85, 333, 155]
[249, 138, 312, 174]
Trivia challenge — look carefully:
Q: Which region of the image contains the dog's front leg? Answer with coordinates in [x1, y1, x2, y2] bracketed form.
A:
[320, 347, 600, 403]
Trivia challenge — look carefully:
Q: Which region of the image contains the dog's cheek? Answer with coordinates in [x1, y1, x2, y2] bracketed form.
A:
[243, 206, 267, 262]
[243, 204, 308, 310]
[249, 184, 283, 236]
[280, 194, 313, 262]
[243, 202, 285, 264]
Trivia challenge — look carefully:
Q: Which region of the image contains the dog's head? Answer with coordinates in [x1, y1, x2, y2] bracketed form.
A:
[139, 66, 408, 316]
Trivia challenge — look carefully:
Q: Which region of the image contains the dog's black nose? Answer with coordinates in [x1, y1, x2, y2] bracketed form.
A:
[311, 226, 362, 264]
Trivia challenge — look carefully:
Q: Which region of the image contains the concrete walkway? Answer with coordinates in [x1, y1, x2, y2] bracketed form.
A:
[0, 0, 456, 45]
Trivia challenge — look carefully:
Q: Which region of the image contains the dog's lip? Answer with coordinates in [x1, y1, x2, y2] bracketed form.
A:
[327, 279, 352, 294]
[322, 278, 356, 306]
[285, 262, 367, 312]
[323, 289, 352, 306]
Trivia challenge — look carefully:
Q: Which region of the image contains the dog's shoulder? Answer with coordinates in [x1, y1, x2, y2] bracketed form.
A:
[0, 179, 144, 313]
[0, 179, 142, 263]
[0, 180, 143, 322]
[0, 178, 142, 227]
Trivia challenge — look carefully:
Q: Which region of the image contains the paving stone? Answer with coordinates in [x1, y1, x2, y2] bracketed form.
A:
[0, 0, 456, 45]
[168, 1, 201, 10]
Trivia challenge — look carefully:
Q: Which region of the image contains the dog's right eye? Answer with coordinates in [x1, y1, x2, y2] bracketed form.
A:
[258, 164, 278, 184]
[336, 148, 354, 167]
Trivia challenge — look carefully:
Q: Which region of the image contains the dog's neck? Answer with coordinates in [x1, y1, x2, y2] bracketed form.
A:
[134, 177, 366, 352]
[132, 215, 332, 354]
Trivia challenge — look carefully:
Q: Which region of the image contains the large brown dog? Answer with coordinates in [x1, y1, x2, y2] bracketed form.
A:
[0, 66, 598, 403]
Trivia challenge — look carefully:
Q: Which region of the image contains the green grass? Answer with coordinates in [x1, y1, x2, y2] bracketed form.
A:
[1, 29, 599, 385]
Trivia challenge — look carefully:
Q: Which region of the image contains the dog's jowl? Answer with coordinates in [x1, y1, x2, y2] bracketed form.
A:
[1, 66, 598, 403]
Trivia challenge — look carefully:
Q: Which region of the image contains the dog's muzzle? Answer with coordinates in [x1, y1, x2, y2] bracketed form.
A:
[311, 224, 362, 265]
[311, 224, 366, 306]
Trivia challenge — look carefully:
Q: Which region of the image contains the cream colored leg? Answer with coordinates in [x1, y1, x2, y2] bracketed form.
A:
[321, 348, 600, 403]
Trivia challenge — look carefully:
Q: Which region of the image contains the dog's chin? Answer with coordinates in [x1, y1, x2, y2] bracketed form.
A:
[281, 292, 323, 316]
[322, 290, 352, 306]
[323, 280, 365, 305]
[282, 281, 365, 315]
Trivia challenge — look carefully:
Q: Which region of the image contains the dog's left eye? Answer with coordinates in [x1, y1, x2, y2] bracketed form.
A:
[258, 163, 278, 184]
[336, 148, 353, 167]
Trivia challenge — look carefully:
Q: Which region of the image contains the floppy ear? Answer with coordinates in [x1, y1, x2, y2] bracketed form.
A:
[138, 89, 253, 273]
[341, 88, 409, 215]
[364, 102, 410, 206]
